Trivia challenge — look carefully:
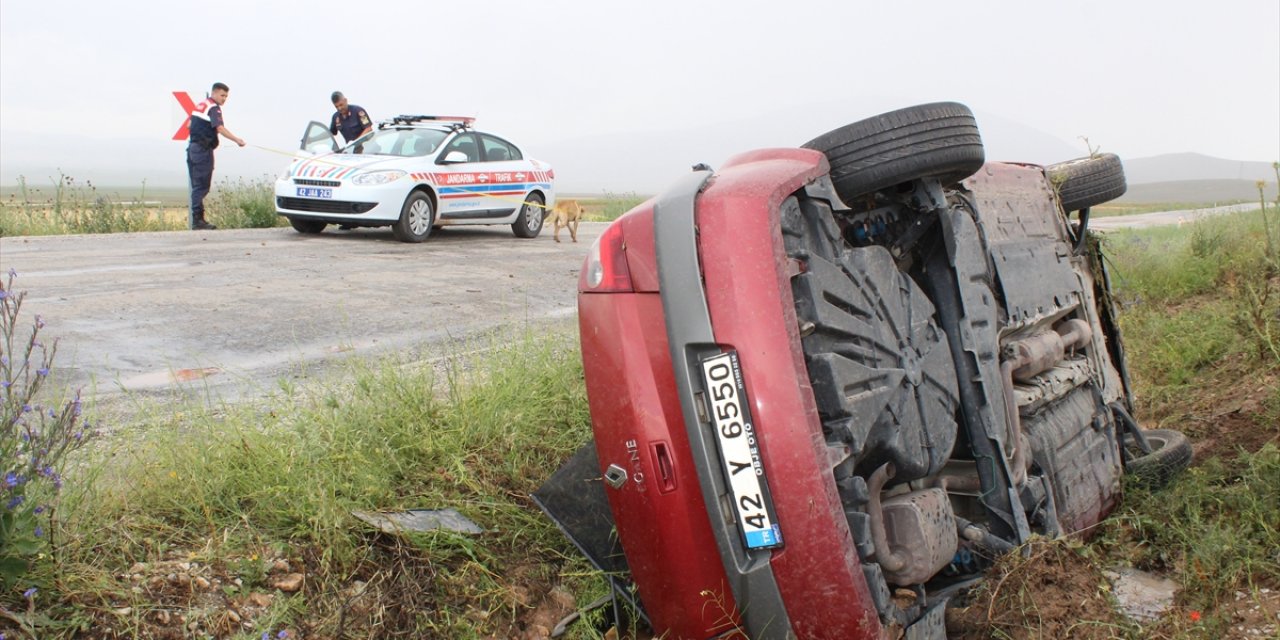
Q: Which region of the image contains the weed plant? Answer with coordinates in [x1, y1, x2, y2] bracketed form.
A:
[0, 174, 283, 236]
[47, 329, 601, 637]
[0, 271, 94, 624]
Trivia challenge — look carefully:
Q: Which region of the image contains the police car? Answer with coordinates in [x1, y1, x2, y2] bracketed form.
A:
[275, 115, 555, 242]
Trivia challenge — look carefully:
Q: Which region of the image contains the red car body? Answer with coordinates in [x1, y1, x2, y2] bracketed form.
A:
[551, 103, 1185, 639]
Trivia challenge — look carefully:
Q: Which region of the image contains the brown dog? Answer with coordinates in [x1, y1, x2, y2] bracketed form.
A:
[549, 199, 585, 243]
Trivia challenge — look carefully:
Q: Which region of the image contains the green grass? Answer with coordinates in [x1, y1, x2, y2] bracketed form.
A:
[0, 174, 284, 236]
[570, 191, 649, 222]
[23, 329, 608, 638]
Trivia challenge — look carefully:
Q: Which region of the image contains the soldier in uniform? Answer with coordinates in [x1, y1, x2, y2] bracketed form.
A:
[187, 82, 245, 230]
[329, 91, 373, 145]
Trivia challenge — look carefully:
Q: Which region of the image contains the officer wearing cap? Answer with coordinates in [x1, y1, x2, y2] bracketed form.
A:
[329, 91, 373, 145]
[187, 82, 245, 230]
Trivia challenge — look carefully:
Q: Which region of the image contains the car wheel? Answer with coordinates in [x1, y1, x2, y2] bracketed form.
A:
[1046, 153, 1127, 212]
[289, 218, 327, 234]
[512, 193, 545, 238]
[802, 102, 985, 203]
[393, 191, 434, 243]
[1123, 428, 1192, 488]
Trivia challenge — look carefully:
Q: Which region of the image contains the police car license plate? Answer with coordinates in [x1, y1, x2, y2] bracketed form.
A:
[700, 351, 783, 550]
[296, 187, 333, 199]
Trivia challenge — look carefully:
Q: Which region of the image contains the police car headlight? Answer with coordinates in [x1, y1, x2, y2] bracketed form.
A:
[352, 170, 406, 186]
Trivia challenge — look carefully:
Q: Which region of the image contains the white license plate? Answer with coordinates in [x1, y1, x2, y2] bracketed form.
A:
[700, 351, 783, 550]
[296, 187, 333, 199]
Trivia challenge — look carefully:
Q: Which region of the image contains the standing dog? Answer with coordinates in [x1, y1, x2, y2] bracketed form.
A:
[549, 199, 585, 243]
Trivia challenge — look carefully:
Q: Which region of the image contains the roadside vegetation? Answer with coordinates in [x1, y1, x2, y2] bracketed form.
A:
[557, 192, 649, 223]
[2, 198, 1277, 638]
[0, 175, 282, 237]
[1091, 200, 1253, 218]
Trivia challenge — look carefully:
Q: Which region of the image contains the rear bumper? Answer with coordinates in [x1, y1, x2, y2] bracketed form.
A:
[580, 150, 884, 638]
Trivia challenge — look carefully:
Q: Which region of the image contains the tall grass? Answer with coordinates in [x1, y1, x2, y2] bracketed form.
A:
[40, 329, 601, 638]
[0, 174, 283, 236]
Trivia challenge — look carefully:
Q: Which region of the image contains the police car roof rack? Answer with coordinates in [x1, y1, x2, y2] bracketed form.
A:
[384, 114, 476, 130]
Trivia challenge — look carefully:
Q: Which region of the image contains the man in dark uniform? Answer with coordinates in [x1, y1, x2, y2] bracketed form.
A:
[187, 82, 245, 230]
[329, 91, 373, 145]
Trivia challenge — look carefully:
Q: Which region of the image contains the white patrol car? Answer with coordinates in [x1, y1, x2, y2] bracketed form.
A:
[274, 115, 555, 242]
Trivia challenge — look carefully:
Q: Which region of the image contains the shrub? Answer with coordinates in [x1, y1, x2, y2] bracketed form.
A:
[0, 271, 93, 589]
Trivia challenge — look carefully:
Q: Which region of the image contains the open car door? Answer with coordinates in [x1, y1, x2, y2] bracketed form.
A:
[299, 121, 338, 154]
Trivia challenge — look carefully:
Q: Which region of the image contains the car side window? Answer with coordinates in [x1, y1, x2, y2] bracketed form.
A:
[441, 133, 480, 163]
[481, 135, 522, 162]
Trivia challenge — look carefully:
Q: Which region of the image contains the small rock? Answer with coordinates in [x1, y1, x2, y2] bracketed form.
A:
[129, 574, 143, 583]
[130, 586, 143, 595]
[194, 576, 211, 590]
[156, 610, 171, 625]
[272, 559, 291, 572]
[227, 610, 241, 623]
[177, 562, 191, 572]
[273, 573, 304, 593]
[248, 592, 274, 608]
[114, 607, 133, 616]
[128, 562, 148, 574]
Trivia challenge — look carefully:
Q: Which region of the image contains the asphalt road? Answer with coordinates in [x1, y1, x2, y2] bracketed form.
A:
[1090, 202, 1263, 231]
[0, 223, 606, 402]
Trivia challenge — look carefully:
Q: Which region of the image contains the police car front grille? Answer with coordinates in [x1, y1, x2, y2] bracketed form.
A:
[277, 197, 376, 214]
[293, 179, 342, 187]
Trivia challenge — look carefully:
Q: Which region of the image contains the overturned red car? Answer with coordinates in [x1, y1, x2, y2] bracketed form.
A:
[536, 102, 1190, 639]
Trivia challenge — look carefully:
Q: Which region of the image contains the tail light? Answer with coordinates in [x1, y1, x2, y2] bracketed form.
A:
[580, 221, 633, 293]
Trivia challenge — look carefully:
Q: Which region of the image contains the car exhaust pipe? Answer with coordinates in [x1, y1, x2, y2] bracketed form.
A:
[867, 462, 908, 574]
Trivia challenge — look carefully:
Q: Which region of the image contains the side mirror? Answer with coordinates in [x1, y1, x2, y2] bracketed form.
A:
[440, 151, 469, 164]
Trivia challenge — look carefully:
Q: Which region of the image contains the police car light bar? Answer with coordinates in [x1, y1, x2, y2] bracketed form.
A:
[387, 114, 476, 126]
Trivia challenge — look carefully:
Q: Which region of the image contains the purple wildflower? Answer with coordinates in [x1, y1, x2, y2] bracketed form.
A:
[1, 381, 8, 389]
[7, 267, 15, 278]
[33, 526, 43, 537]
[4, 472, 17, 488]
[22, 588, 36, 599]
[7, 496, 24, 509]
[34, 315, 44, 329]
[36, 368, 49, 377]
[34, 505, 45, 514]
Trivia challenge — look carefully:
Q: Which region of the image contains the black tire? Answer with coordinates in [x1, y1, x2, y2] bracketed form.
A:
[1124, 428, 1192, 488]
[802, 102, 985, 202]
[393, 191, 434, 243]
[289, 218, 327, 234]
[1047, 153, 1127, 212]
[512, 193, 545, 238]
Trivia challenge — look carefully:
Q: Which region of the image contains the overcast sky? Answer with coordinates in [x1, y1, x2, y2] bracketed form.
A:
[1, 0, 1277, 192]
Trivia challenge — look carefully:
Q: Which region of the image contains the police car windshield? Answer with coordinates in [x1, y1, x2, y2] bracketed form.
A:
[344, 128, 447, 157]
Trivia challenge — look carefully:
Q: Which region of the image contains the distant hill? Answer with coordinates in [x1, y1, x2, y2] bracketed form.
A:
[1115, 179, 1277, 204]
[1123, 153, 1276, 184]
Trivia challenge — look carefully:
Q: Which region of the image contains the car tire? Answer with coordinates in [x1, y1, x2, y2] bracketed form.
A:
[1124, 428, 1192, 488]
[1046, 153, 1127, 212]
[289, 218, 327, 234]
[802, 102, 985, 202]
[512, 193, 545, 238]
[393, 191, 434, 243]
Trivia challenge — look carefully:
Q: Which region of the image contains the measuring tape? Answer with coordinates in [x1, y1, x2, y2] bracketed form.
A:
[250, 143, 552, 211]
